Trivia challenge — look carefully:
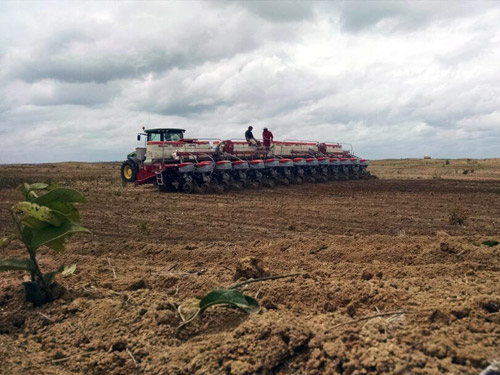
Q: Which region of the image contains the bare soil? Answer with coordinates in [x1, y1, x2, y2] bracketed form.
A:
[0, 159, 499, 375]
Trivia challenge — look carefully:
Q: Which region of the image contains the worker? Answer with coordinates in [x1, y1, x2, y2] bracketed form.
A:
[262, 127, 274, 152]
[245, 126, 258, 146]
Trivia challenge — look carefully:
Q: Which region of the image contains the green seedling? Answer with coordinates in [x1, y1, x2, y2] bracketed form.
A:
[0, 183, 89, 306]
[449, 207, 467, 226]
[482, 240, 499, 247]
[176, 273, 300, 330]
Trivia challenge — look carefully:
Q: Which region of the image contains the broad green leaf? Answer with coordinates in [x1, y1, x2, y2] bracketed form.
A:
[44, 201, 80, 221]
[0, 258, 36, 272]
[199, 289, 261, 314]
[14, 202, 61, 227]
[61, 264, 77, 276]
[21, 225, 34, 246]
[44, 236, 66, 252]
[34, 188, 86, 206]
[22, 216, 49, 230]
[482, 240, 499, 247]
[31, 223, 90, 250]
[46, 182, 60, 191]
[17, 183, 47, 200]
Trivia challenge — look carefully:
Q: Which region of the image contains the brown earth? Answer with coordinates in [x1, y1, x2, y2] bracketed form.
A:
[0, 159, 499, 375]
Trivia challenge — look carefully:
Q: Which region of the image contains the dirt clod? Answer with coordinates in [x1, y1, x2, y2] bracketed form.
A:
[480, 299, 500, 313]
[11, 315, 25, 328]
[233, 256, 270, 281]
[261, 297, 277, 310]
[361, 270, 374, 280]
[111, 341, 126, 352]
[451, 308, 470, 319]
[323, 301, 336, 313]
[440, 242, 457, 253]
[127, 279, 147, 291]
[53, 351, 65, 360]
[429, 309, 450, 325]
[449, 207, 468, 226]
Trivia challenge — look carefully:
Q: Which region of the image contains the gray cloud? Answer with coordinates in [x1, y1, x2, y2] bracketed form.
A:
[0, 1, 499, 163]
[335, 1, 497, 33]
[239, 0, 315, 22]
[1, 2, 302, 84]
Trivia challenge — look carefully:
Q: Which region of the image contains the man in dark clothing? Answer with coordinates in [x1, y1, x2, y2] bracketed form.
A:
[245, 126, 257, 146]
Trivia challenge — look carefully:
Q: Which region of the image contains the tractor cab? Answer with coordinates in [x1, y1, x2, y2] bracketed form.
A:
[138, 128, 186, 142]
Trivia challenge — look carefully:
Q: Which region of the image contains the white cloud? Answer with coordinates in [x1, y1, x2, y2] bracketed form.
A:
[0, 1, 499, 163]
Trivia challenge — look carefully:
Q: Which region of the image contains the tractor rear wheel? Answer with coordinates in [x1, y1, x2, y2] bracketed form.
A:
[230, 180, 243, 191]
[247, 181, 259, 189]
[279, 177, 290, 186]
[121, 159, 139, 183]
[318, 175, 328, 183]
[211, 182, 225, 194]
[264, 179, 275, 188]
[181, 182, 194, 194]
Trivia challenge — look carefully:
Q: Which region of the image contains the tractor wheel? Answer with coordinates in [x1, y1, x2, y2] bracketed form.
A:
[264, 179, 275, 188]
[181, 182, 194, 194]
[318, 175, 328, 183]
[211, 182, 225, 194]
[221, 181, 230, 192]
[362, 171, 372, 180]
[294, 176, 303, 185]
[247, 181, 259, 189]
[121, 159, 139, 183]
[230, 181, 243, 191]
[280, 178, 290, 186]
[306, 176, 316, 183]
[193, 183, 203, 194]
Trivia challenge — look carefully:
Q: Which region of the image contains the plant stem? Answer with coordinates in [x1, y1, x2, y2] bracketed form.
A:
[28, 246, 53, 302]
[11, 207, 53, 302]
[228, 272, 302, 289]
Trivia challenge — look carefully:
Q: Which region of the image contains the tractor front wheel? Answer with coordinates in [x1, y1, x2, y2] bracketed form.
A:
[121, 159, 139, 183]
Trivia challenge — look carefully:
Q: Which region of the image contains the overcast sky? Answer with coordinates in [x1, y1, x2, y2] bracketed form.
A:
[1, 1, 499, 163]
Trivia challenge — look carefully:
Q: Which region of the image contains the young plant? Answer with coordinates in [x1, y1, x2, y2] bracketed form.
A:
[0, 183, 89, 306]
[448, 207, 468, 226]
[482, 240, 499, 247]
[176, 273, 300, 331]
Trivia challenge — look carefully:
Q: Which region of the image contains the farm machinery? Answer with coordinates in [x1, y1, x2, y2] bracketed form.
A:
[121, 128, 370, 193]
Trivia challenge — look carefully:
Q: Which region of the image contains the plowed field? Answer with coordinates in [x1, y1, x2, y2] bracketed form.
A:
[1, 159, 499, 375]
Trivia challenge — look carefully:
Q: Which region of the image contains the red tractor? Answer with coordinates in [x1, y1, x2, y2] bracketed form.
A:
[121, 128, 370, 193]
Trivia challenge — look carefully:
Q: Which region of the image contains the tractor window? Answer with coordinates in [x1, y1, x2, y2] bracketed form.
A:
[147, 131, 184, 142]
[170, 133, 182, 141]
[148, 133, 162, 141]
